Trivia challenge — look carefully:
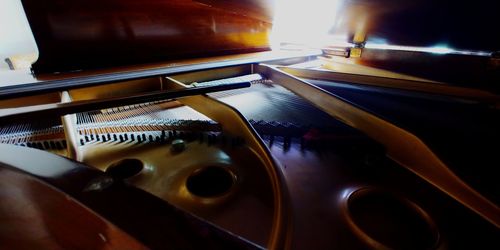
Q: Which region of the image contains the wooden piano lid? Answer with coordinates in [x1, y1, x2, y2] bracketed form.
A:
[21, 0, 276, 74]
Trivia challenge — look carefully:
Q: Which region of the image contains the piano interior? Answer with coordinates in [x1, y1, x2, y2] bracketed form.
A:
[1, 0, 499, 249]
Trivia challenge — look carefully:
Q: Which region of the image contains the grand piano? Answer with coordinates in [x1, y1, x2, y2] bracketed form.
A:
[0, 0, 499, 249]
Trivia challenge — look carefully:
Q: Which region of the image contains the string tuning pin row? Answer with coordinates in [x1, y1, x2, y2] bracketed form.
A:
[24, 140, 66, 150]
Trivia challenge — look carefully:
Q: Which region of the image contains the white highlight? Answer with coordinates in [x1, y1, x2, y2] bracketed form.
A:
[0, 0, 38, 70]
[365, 43, 490, 56]
[270, 0, 343, 49]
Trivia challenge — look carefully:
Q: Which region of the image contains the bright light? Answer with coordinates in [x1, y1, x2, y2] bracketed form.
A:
[0, 0, 38, 70]
[270, 0, 343, 49]
[428, 45, 454, 54]
[364, 42, 490, 56]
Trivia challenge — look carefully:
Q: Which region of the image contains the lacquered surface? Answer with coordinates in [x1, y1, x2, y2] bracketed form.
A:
[352, 49, 500, 93]
[182, 66, 500, 248]
[2, 62, 500, 249]
[21, 0, 273, 74]
[0, 167, 148, 250]
[307, 78, 500, 205]
[0, 144, 263, 249]
[0, 50, 318, 99]
[80, 139, 274, 246]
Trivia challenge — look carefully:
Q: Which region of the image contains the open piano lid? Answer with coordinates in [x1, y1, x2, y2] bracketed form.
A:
[21, 0, 499, 75]
[21, 0, 276, 74]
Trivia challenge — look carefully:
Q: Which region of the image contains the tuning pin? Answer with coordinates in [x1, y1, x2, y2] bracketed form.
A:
[80, 139, 85, 146]
[130, 134, 135, 141]
[85, 135, 89, 142]
[113, 134, 118, 141]
[119, 134, 124, 142]
[124, 134, 128, 140]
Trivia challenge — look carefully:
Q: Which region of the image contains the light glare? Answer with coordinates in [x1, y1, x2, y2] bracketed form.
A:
[271, 0, 343, 49]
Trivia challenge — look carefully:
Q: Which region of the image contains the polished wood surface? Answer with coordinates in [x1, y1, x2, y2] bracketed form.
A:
[0, 167, 148, 250]
[164, 65, 500, 249]
[353, 49, 500, 93]
[0, 144, 263, 249]
[1, 61, 499, 249]
[278, 61, 500, 103]
[2, 1, 498, 249]
[0, 81, 250, 121]
[21, 0, 273, 74]
[0, 50, 318, 99]
[261, 65, 500, 227]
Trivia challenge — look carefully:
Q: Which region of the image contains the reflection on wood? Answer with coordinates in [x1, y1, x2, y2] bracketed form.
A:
[22, 0, 273, 74]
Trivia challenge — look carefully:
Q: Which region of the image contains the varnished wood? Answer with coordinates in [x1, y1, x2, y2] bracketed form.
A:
[259, 65, 500, 227]
[0, 81, 250, 122]
[278, 62, 500, 103]
[0, 167, 148, 250]
[0, 50, 318, 99]
[165, 76, 291, 249]
[353, 49, 500, 93]
[0, 143, 263, 249]
[21, 0, 273, 74]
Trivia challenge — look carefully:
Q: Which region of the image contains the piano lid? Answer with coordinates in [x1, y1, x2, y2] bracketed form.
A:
[21, 0, 276, 74]
[21, 0, 498, 75]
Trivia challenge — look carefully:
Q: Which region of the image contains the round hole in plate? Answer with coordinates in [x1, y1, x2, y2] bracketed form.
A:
[106, 159, 144, 179]
[186, 166, 236, 198]
[346, 188, 440, 250]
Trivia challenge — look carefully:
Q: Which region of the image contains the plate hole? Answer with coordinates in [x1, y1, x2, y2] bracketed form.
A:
[348, 189, 439, 250]
[106, 159, 143, 179]
[186, 166, 235, 198]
